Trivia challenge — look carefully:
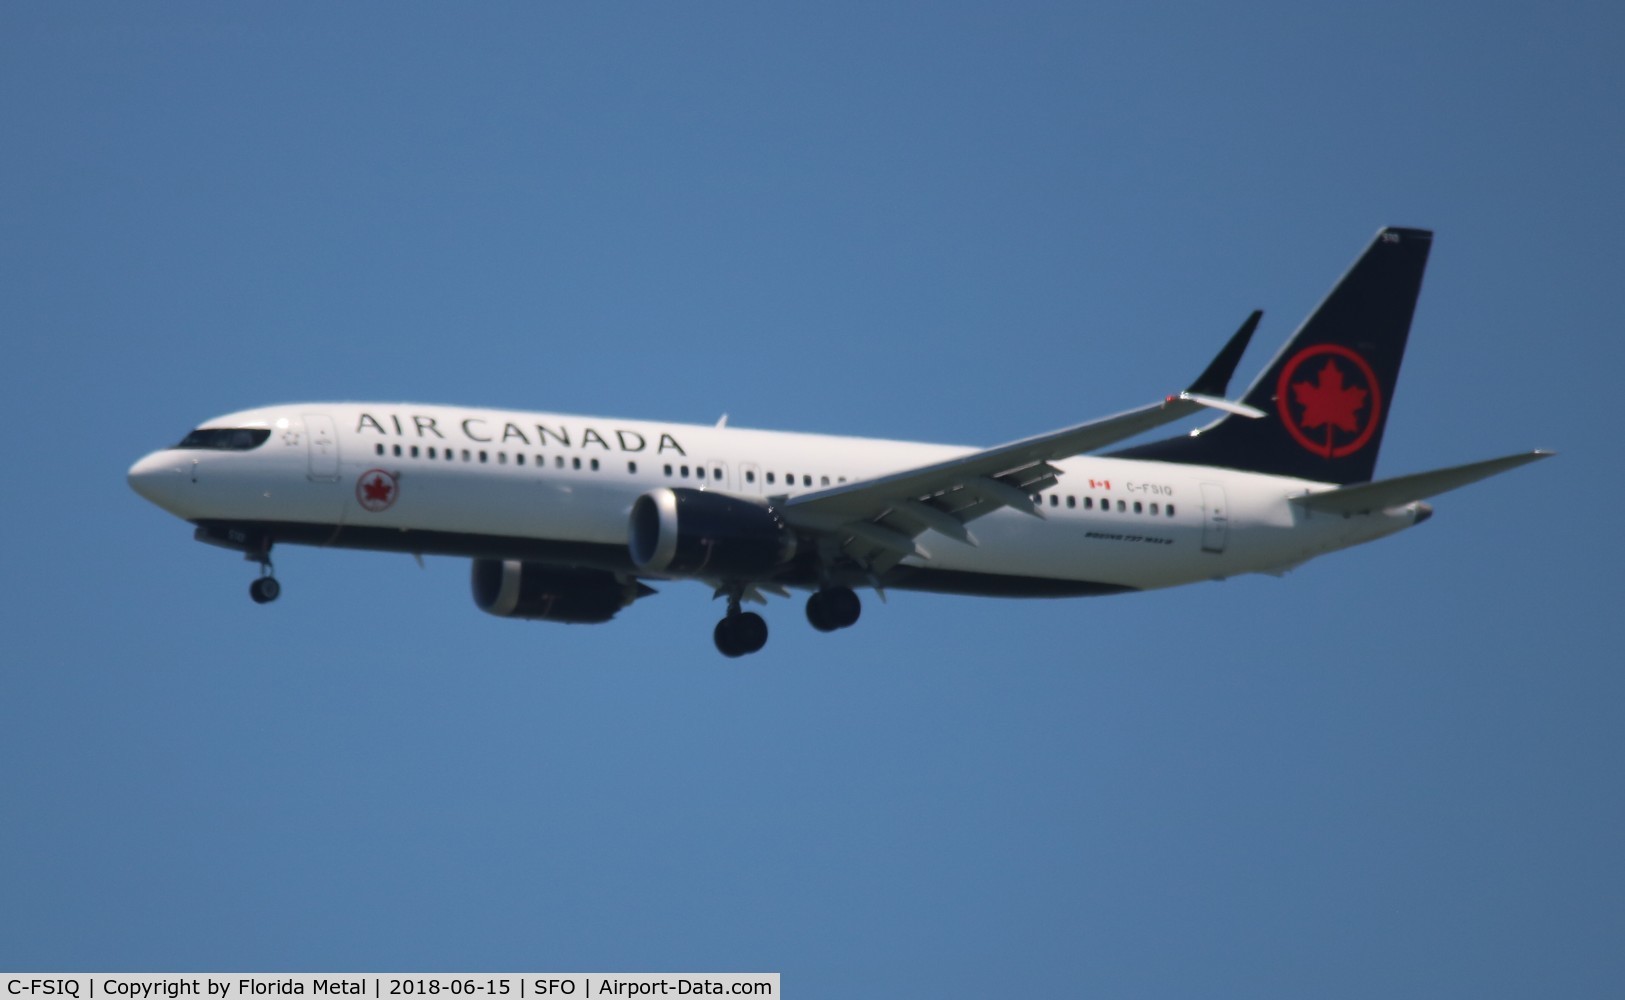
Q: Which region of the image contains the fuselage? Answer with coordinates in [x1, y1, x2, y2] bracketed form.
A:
[127, 402, 1425, 596]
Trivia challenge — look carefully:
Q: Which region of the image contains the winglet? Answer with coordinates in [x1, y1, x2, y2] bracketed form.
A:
[1185, 310, 1262, 398]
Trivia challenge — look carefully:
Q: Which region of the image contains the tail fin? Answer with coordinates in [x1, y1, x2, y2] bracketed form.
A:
[1112, 227, 1433, 484]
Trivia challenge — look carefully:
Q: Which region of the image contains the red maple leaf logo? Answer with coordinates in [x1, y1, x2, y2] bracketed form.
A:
[355, 470, 400, 511]
[1276, 346, 1381, 459]
[1293, 359, 1367, 439]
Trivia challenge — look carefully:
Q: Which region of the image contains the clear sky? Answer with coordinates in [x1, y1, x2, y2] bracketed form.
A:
[2, 3, 1620, 995]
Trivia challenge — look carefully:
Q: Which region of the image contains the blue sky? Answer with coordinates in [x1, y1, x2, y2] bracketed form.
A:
[2, 3, 1620, 995]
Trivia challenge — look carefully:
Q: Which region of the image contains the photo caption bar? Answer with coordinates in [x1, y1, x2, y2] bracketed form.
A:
[3, 976, 778, 1000]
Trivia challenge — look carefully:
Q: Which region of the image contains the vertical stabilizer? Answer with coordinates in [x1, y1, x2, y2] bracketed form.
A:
[1111, 227, 1432, 484]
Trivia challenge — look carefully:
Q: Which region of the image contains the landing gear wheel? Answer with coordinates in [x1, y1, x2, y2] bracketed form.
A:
[807, 586, 860, 631]
[714, 611, 769, 657]
[824, 586, 860, 628]
[249, 576, 281, 604]
[806, 591, 838, 632]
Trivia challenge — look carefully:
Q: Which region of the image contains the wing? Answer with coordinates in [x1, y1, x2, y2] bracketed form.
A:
[781, 313, 1265, 572]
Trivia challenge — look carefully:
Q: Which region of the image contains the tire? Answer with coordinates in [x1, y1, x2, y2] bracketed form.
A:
[249, 577, 281, 604]
[734, 611, 768, 653]
[823, 586, 861, 629]
[806, 592, 839, 632]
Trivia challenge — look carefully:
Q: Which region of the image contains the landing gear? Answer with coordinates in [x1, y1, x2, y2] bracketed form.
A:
[806, 586, 861, 632]
[714, 609, 768, 658]
[248, 542, 280, 604]
[249, 576, 281, 604]
[710, 583, 861, 656]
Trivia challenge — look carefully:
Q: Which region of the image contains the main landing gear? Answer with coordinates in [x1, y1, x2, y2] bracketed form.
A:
[712, 586, 863, 658]
[805, 586, 861, 632]
[714, 596, 768, 658]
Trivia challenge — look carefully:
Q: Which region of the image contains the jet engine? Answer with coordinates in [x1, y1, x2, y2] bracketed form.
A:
[471, 560, 652, 623]
[629, 487, 797, 577]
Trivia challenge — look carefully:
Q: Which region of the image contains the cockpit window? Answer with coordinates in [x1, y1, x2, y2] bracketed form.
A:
[175, 428, 271, 451]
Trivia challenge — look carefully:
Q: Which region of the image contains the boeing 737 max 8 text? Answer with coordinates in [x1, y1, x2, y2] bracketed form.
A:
[128, 228, 1550, 656]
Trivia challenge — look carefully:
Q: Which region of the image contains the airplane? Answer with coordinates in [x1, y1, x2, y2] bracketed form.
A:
[128, 227, 1550, 657]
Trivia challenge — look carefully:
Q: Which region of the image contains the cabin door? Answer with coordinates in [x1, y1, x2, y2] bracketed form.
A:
[304, 413, 341, 481]
[1200, 482, 1229, 554]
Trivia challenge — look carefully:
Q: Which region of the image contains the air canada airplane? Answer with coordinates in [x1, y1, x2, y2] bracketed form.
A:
[130, 227, 1549, 656]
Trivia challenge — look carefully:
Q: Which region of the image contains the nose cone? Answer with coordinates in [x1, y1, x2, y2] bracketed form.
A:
[128, 451, 187, 512]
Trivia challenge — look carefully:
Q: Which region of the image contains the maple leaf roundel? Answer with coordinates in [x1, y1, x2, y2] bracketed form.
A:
[356, 469, 399, 512]
[1275, 344, 1382, 459]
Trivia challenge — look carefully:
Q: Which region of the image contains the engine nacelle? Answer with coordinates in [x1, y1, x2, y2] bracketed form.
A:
[629, 487, 797, 577]
[471, 560, 650, 623]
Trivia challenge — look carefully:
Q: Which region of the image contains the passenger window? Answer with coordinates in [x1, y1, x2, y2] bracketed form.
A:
[1150, 502, 1158, 515]
[591, 458, 600, 471]
[572, 457, 581, 470]
[1116, 500, 1125, 512]
[803, 475, 812, 487]
[746, 470, 756, 483]
[1167, 504, 1176, 517]
[516, 453, 525, 466]
[1084, 497, 1093, 509]
[695, 467, 706, 480]
[1049, 494, 1059, 507]
[375, 444, 385, 456]
[428, 447, 437, 459]
[680, 465, 689, 478]
[629, 461, 638, 474]
[393, 444, 402, 457]
[821, 476, 830, 486]
[767, 472, 776, 485]
[411, 445, 420, 458]
[839, 477, 847, 484]
[1133, 501, 1142, 514]
[498, 452, 507, 464]
[479, 451, 488, 463]
[556, 456, 565, 469]
[462, 449, 471, 461]
[664, 464, 673, 476]
[1066, 496, 1076, 509]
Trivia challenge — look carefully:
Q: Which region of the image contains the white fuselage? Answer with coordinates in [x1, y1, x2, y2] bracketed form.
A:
[128, 402, 1424, 595]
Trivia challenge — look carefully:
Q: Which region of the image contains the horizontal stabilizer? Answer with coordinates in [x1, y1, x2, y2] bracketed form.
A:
[1290, 450, 1553, 514]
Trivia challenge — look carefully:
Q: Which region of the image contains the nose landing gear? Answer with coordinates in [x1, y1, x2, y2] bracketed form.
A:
[249, 575, 281, 604]
[247, 541, 280, 604]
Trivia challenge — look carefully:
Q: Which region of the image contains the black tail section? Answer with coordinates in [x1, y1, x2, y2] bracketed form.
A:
[1111, 226, 1433, 484]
